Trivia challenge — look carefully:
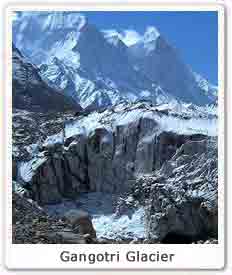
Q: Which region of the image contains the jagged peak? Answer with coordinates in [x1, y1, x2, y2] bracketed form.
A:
[102, 30, 126, 47]
[143, 26, 160, 43]
[102, 26, 160, 48]
[14, 11, 87, 32]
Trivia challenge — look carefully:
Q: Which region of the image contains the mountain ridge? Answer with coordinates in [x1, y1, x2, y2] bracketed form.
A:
[12, 44, 82, 112]
[13, 11, 217, 110]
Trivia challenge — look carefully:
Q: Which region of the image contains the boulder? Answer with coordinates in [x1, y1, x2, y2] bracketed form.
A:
[63, 209, 96, 239]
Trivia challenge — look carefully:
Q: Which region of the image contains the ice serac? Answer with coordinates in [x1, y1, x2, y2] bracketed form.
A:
[128, 30, 217, 106]
[12, 44, 81, 112]
[16, 102, 217, 205]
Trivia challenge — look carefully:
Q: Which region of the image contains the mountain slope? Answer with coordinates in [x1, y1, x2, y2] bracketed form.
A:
[128, 28, 217, 106]
[13, 11, 217, 109]
[12, 44, 81, 112]
[13, 12, 162, 108]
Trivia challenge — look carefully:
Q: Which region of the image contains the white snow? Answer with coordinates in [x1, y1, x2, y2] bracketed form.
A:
[18, 11, 86, 32]
[102, 29, 142, 47]
[143, 26, 160, 43]
[151, 114, 217, 136]
[113, 109, 144, 126]
[92, 207, 145, 240]
[18, 157, 47, 183]
[18, 160, 34, 183]
[44, 132, 64, 147]
[140, 90, 151, 97]
[65, 111, 107, 138]
[13, 12, 217, 108]
[102, 27, 159, 47]
[63, 103, 217, 141]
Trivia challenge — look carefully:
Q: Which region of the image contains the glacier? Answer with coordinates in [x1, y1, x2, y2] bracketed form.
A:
[12, 11, 219, 243]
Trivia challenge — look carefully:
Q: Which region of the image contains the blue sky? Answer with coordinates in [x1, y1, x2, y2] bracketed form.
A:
[84, 11, 218, 85]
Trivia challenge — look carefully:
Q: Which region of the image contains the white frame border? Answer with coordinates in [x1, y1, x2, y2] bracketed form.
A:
[3, 2, 225, 270]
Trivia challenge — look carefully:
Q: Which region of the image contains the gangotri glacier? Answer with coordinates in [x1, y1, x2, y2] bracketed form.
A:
[12, 11, 218, 244]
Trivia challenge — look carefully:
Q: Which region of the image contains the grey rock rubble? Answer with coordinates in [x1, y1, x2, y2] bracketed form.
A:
[12, 192, 98, 244]
[136, 138, 218, 243]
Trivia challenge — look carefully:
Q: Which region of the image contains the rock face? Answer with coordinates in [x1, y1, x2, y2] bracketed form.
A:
[137, 138, 218, 243]
[12, 44, 81, 112]
[17, 102, 216, 205]
[12, 158, 17, 180]
[128, 35, 216, 106]
[29, 128, 198, 204]
[13, 102, 218, 243]
[12, 109, 76, 161]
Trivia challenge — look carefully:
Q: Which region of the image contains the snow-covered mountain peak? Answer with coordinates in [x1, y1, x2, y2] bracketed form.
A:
[143, 26, 160, 43]
[102, 27, 160, 47]
[16, 11, 87, 32]
[102, 30, 122, 46]
[128, 27, 162, 58]
[13, 11, 217, 109]
[194, 72, 218, 97]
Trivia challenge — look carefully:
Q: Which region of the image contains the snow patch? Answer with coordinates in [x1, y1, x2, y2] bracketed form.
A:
[93, 207, 145, 240]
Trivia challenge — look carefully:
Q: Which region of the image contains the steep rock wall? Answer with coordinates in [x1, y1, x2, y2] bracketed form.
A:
[28, 116, 207, 204]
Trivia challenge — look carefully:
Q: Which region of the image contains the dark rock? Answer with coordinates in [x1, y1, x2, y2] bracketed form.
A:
[142, 139, 218, 243]
[12, 44, 81, 113]
[12, 157, 17, 180]
[63, 209, 96, 239]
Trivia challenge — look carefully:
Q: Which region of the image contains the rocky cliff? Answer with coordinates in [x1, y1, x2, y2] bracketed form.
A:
[14, 101, 218, 243]
[12, 44, 81, 112]
[135, 138, 218, 243]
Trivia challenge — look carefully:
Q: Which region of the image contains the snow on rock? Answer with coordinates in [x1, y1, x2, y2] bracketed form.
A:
[12, 45, 80, 112]
[63, 101, 217, 138]
[18, 157, 47, 184]
[14, 101, 218, 242]
[137, 138, 218, 242]
[16, 102, 217, 205]
[13, 12, 217, 110]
